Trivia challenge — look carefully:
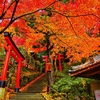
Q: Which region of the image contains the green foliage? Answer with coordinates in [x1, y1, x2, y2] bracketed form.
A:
[0, 48, 5, 59]
[52, 72, 94, 100]
[27, 22, 34, 28]
[81, 57, 87, 63]
[0, 48, 5, 74]
[15, 27, 19, 32]
[18, 46, 27, 56]
[37, 51, 46, 59]
[40, 15, 50, 21]
[61, 0, 69, 3]
[62, 62, 71, 73]
[25, 14, 36, 28]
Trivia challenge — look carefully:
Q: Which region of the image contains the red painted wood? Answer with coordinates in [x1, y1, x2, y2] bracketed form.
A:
[1, 45, 11, 81]
[4, 35, 24, 61]
[45, 63, 52, 72]
[15, 59, 22, 89]
[57, 54, 64, 71]
[42, 56, 49, 72]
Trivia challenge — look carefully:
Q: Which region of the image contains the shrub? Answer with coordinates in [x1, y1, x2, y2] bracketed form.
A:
[52, 72, 94, 100]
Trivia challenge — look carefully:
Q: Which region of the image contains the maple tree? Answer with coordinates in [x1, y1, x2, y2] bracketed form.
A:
[0, 0, 100, 62]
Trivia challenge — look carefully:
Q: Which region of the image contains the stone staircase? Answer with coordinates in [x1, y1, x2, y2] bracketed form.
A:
[10, 93, 45, 100]
[10, 74, 47, 100]
[25, 74, 47, 93]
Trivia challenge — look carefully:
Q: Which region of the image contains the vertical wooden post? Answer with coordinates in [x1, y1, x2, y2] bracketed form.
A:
[0, 45, 11, 88]
[15, 59, 22, 92]
[42, 55, 48, 72]
[57, 54, 64, 71]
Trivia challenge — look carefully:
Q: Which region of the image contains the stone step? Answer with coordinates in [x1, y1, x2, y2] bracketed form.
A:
[10, 74, 47, 100]
[10, 93, 45, 100]
[25, 74, 47, 93]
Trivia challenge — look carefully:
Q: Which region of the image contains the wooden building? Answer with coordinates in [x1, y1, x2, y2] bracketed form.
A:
[69, 55, 100, 80]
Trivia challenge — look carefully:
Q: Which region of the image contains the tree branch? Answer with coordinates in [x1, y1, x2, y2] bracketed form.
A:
[11, 0, 19, 21]
[13, 0, 60, 20]
[50, 10, 100, 46]
[2, 0, 6, 16]
[66, 17, 78, 37]
[0, 0, 59, 34]
[0, 0, 15, 19]
[0, 20, 15, 34]
[52, 10, 100, 19]
[0, 0, 19, 34]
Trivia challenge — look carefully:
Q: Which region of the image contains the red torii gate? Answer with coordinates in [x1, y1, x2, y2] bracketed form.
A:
[42, 54, 64, 72]
[0, 32, 25, 92]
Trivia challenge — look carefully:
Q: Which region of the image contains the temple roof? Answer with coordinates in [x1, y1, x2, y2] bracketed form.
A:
[69, 55, 100, 80]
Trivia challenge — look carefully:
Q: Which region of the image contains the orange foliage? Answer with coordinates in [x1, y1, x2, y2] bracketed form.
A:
[0, 0, 100, 62]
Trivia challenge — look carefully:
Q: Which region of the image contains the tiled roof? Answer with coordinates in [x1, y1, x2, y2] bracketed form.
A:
[69, 55, 100, 80]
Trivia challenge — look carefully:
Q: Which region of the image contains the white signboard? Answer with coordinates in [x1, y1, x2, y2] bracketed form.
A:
[94, 90, 100, 100]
